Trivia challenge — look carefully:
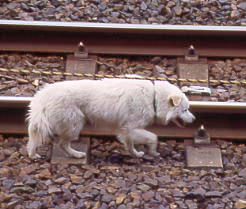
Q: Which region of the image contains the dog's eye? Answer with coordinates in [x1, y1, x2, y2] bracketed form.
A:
[183, 109, 188, 112]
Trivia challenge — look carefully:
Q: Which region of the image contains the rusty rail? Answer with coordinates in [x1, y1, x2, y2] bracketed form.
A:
[0, 96, 245, 140]
[1, 20, 246, 57]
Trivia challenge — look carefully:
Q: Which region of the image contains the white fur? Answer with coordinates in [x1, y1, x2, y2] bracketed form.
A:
[27, 79, 195, 159]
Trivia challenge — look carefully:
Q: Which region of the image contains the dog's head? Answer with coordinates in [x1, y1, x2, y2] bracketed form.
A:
[165, 94, 195, 127]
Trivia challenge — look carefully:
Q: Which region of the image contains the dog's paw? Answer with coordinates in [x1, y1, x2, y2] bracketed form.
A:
[29, 153, 41, 160]
[135, 151, 145, 158]
[72, 152, 86, 159]
[150, 151, 160, 157]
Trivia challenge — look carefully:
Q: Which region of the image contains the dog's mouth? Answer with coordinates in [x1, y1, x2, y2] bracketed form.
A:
[172, 118, 186, 128]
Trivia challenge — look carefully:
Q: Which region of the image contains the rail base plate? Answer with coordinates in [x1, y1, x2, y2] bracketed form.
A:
[51, 137, 90, 164]
[66, 55, 96, 74]
[186, 145, 223, 168]
[177, 60, 208, 87]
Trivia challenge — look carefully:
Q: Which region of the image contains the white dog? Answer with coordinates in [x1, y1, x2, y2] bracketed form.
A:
[27, 78, 195, 159]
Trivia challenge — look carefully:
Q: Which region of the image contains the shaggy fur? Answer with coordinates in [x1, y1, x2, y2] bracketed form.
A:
[27, 79, 195, 159]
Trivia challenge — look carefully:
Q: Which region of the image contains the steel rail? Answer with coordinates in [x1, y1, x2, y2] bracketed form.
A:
[1, 96, 246, 113]
[0, 96, 245, 140]
[1, 20, 246, 57]
[1, 20, 246, 35]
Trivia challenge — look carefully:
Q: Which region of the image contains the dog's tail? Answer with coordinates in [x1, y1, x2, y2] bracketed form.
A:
[26, 101, 53, 159]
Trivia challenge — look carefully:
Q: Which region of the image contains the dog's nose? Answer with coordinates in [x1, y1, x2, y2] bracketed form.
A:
[192, 114, 196, 121]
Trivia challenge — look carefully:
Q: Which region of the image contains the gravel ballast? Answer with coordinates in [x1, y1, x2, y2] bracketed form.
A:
[0, 53, 246, 102]
[0, 0, 246, 26]
[0, 136, 246, 209]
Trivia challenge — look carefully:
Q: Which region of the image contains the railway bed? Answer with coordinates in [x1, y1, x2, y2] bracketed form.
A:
[1, 21, 246, 209]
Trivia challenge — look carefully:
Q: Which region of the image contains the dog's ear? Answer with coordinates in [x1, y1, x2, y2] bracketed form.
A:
[169, 95, 182, 107]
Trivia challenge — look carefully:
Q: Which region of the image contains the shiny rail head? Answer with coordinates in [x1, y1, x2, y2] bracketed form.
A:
[1, 20, 246, 36]
[0, 96, 32, 108]
[0, 96, 246, 113]
[190, 101, 246, 113]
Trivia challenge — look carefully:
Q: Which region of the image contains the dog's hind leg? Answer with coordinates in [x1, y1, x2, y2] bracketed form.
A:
[56, 108, 86, 158]
[27, 138, 41, 159]
[128, 129, 160, 157]
[27, 124, 42, 159]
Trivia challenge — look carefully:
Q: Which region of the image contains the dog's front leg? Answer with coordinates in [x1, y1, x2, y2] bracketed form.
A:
[126, 137, 145, 158]
[117, 133, 144, 158]
[129, 129, 160, 157]
[59, 140, 86, 159]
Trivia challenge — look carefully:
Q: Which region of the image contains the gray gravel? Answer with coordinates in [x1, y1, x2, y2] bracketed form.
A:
[0, 136, 246, 208]
[0, 0, 246, 26]
[0, 53, 65, 97]
[1, 2, 246, 209]
[0, 53, 246, 102]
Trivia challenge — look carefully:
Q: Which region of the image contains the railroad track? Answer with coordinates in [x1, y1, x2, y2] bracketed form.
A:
[0, 20, 246, 141]
[0, 96, 245, 140]
[1, 20, 246, 57]
[1, 6, 246, 208]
